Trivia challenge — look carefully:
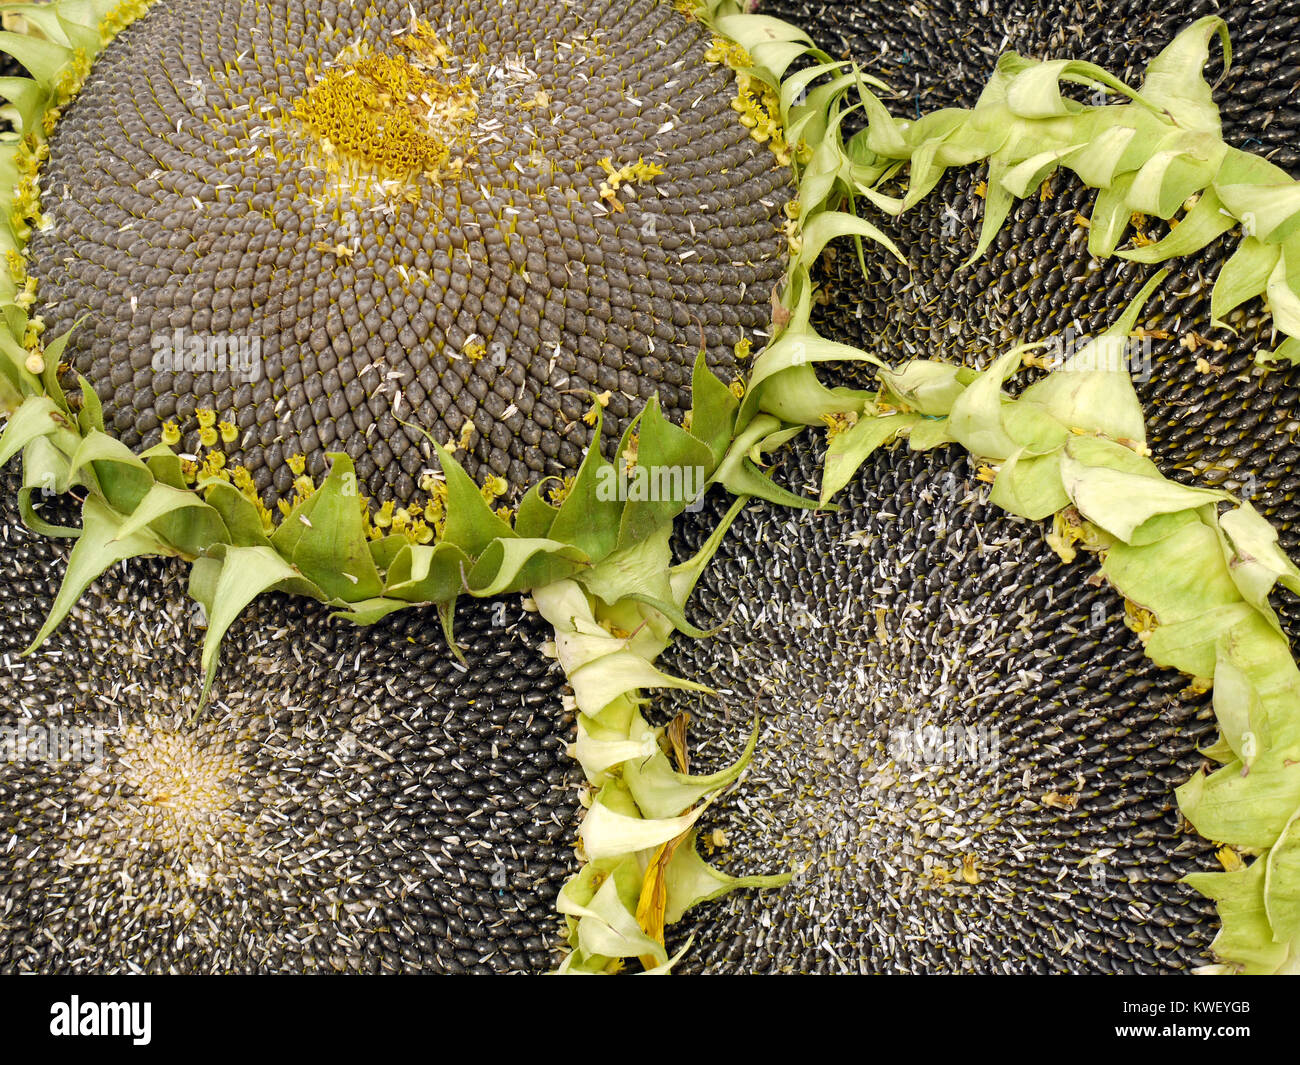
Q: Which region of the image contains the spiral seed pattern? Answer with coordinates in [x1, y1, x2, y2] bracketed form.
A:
[28, 0, 791, 510]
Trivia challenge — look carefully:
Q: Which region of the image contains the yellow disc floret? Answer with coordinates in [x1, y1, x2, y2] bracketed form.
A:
[291, 25, 477, 182]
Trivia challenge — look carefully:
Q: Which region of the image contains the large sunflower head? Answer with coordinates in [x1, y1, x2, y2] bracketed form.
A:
[23, 0, 790, 517]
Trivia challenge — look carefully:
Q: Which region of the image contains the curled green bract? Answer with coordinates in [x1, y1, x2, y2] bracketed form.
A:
[847, 15, 1300, 366]
[535, 505, 790, 973]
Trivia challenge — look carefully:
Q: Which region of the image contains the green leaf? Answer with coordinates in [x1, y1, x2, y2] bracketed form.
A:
[0, 74, 48, 135]
[1103, 516, 1243, 626]
[946, 343, 1062, 460]
[1127, 140, 1226, 220]
[1117, 185, 1235, 263]
[1145, 602, 1258, 679]
[366, 532, 409, 573]
[1066, 122, 1138, 189]
[663, 827, 790, 924]
[966, 159, 1016, 265]
[989, 447, 1068, 520]
[749, 38, 816, 81]
[1138, 16, 1230, 136]
[739, 274, 882, 427]
[1184, 859, 1295, 974]
[567, 649, 710, 717]
[1214, 617, 1300, 751]
[1017, 271, 1166, 446]
[1261, 330, 1299, 364]
[1125, 507, 1202, 548]
[76, 375, 104, 435]
[1216, 182, 1300, 245]
[1059, 435, 1228, 541]
[573, 712, 658, 779]
[0, 29, 73, 90]
[796, 209, 906, 272]
[785, 72, 858, 157]
[745, 358, 870, 427]
[780, 61, 855, 125]
[686, 352, 739, 469]
[1177, 746, 1300, 851]
[1265, 808, 1300, 942]
[6, 1, 101, 52]
[65, 429, 152, 513]
[622, 712, 759, 820]
[331, 596, 413, 626]
[1000, 390, 1075, 453]
[201, 481, 273, 548]
[1211, 237, 1280, 327]
[714, 414, 820, 509]
[616, 396, 714, 550]
[0, 329, 27, 403]
[186, 554, 221, 613]
[513, 479, 559, 539]
[1005, 58, 1137, 119]
[466, 536, 587, 597]
[899, 111, 977, 210]
[194, 545, 315, 702]
[999, 143, 1084, 198]
[25, 495, 172, 653]
[270, 452, 384, 601]
[434, 441, 516, 557]
[547, 407, 624, 564]
[582, 521, 674, 608]
[1211, 640, 1269, 770]
[819, 412, 917, 504]
[113, 480, 229, 557]
[1265, 245, 1300, 337]
[669, 494, 749, 606]
[712, 12, 812, 53]
[18, 434, 78, 537]
[1018, 337, 1146, 445]
[907, 416, 955, 450]
[0, 394, 75, 469]
[578, 785, 709, 860]
[1216, 502, 1300, 631]
[140, 444, 187, 487]
[383, 540, 473, 605]
[1087, 173, 1137, 257]
[557, 850, 663, 966]
[854, 79, 911, 158]
[876, 360, 975, 416]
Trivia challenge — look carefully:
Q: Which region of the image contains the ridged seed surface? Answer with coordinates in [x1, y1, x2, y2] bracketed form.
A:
[0, 469, 581, 974]
[28, 0, 791, 508]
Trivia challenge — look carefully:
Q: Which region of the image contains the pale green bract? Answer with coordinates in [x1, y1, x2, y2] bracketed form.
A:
[845, 15, 1300, 366]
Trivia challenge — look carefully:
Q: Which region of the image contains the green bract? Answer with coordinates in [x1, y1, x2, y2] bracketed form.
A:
[846, 15, 1300, 366]
[3, 0, 1300, 974]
